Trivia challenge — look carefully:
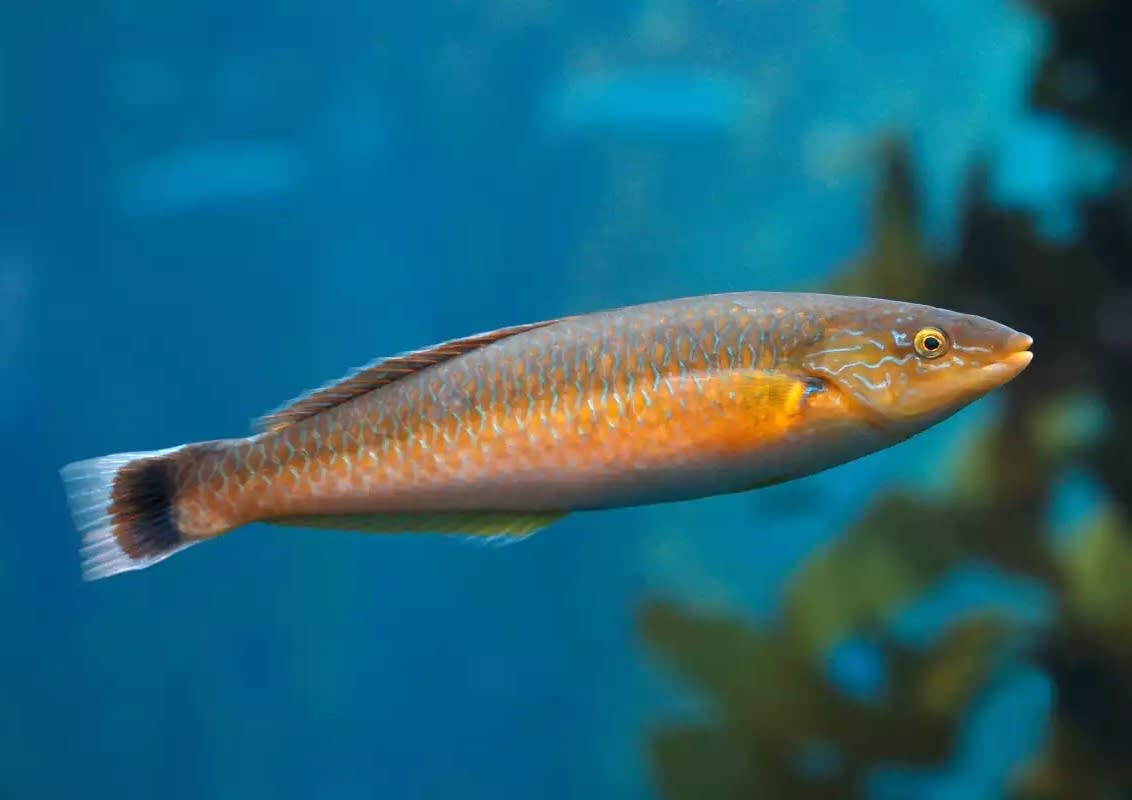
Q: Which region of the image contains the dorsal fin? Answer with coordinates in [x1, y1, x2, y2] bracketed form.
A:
[254, 318, 563, 433]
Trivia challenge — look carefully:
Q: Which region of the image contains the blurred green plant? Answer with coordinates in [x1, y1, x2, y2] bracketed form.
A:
[638, 1, 1132, 797]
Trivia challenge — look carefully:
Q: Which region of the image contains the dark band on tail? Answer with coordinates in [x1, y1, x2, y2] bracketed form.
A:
[107, 455, 183, 559]
[62, 443, 213, 580]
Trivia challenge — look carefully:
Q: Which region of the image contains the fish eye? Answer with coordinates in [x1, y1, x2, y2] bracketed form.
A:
[913, 327, 949, 359]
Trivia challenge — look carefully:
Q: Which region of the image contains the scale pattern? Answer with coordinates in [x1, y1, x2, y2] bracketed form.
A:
[174, 293, 833, 532]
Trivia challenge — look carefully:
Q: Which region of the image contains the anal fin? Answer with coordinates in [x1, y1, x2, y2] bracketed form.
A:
[263, 510, 565, 540]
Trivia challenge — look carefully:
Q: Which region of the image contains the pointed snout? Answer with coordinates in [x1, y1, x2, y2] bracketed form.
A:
[980, 330, 1033, 382]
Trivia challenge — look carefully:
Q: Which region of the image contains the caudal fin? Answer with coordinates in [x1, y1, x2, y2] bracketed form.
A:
[60, 446, 200, 581]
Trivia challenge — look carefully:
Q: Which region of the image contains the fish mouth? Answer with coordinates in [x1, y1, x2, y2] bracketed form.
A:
[1007, 332, 1034, 354]
[979, 332, 1034, 383]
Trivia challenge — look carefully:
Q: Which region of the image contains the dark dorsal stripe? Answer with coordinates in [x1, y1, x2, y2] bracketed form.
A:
[254, 318, 564, 434]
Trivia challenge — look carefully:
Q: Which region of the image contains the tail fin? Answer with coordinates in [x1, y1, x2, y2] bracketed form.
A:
[60, 446, 200, 581]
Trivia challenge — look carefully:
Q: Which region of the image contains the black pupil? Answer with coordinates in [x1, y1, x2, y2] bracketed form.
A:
[923, 335, 940, 350]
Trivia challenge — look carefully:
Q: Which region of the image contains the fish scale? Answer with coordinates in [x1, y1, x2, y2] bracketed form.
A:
[188, 298, 757, 525]
[60, 291, 1033, 580]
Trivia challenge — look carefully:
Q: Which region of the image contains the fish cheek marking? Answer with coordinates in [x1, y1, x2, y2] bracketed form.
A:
[802, 376, 827, 399]
[802, 372, 888, 431]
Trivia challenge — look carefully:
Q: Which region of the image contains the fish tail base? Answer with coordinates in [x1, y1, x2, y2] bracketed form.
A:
[60, 445, 204, 581]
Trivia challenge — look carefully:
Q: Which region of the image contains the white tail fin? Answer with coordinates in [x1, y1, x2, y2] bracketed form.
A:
[60, 446, 200, 581]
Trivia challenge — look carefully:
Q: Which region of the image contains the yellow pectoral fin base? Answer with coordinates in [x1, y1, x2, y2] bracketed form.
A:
[699, 368, 815, 423]
[737, 369, 812, 412]
[264, 510, 565, 538]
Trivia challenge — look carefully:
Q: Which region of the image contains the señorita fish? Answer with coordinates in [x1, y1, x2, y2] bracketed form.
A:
[60, 292, 1033, 580]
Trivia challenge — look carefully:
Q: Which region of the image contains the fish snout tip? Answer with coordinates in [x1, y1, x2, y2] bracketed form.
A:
[1007, 332, 1034, 354]
[1002, 331, 1034, 371]
[979, 333, 1033, 383]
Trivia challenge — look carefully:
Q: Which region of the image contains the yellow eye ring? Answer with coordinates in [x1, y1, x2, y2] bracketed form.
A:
[913, 327, 949, 359]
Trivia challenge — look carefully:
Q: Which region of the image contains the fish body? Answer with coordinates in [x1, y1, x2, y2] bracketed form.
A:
[61, 292, 1033, 580]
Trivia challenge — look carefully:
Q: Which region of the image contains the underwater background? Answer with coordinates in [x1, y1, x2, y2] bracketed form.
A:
[4, 0, 1132, 798]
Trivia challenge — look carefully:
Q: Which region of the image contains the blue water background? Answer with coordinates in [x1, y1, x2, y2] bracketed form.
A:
[0, 1, 1110, 797]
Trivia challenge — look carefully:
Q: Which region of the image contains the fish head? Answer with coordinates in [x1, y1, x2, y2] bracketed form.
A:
[792, 296, 1033, 437]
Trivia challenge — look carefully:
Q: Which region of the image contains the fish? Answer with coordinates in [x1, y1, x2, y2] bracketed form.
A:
[59, 291, 1033, 581]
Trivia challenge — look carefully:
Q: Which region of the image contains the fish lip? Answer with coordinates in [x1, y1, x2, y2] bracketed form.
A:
[1006, 332, 1034, 354]
[1001, 350, 1034, 368]
[979, 338, 1033, 382]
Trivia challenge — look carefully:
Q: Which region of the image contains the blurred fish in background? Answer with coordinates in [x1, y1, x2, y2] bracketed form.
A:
[3, 0, 1131, 799]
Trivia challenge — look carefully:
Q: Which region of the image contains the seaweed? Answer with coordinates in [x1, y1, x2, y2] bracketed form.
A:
[639, 1, 1132, 797]
[640, 601, 1007, 799]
